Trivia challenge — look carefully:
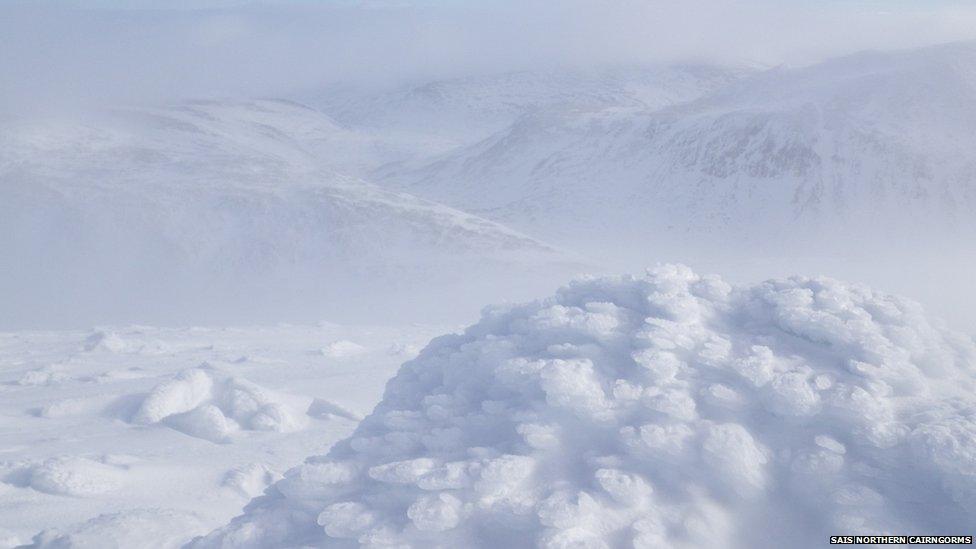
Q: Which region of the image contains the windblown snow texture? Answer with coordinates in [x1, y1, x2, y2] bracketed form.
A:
[132, 367, 310, 443]
[194, 265, 976, 548]
[0, 322, 442, 547]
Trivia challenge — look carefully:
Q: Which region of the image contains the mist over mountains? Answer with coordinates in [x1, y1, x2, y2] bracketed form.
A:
[0, 100, 575, 329]
[379, 43, 976, 251]
[5, 41, 974, 329]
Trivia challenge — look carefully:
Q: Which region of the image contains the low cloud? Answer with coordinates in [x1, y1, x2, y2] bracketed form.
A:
[3, 0, 976, 111]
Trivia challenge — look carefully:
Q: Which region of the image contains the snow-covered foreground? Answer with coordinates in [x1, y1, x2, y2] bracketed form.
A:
[2, 267, 974, 548]
[0, 322, 449, 547]
[190, 266, 975, 548]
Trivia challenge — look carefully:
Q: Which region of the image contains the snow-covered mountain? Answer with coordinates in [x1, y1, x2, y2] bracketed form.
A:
[312, 65, 749, 157]
[381, 43, 976, 251]
[0, 100, 572, 328]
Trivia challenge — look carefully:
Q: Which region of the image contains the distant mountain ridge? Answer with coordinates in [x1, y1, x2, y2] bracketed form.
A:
[5, 47, 975, 328]
[310, 65, 750, 158]
[379, 43, 976, 250]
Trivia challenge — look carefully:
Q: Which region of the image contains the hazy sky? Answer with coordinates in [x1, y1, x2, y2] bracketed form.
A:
[4, 0, 976, 112]
[27, 0, 976, 8]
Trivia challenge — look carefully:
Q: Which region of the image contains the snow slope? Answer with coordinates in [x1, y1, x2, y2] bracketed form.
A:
[315, 65, 748, 158]
[194, 265, 976, 548]
[384, 43, 976, 250]
[0, 322, 447, 547]
[0, 99, 574, 329]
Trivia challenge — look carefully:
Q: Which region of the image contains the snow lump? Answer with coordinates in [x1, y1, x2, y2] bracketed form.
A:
[132, 367, 310, 443]
[193, 265, 976, 548]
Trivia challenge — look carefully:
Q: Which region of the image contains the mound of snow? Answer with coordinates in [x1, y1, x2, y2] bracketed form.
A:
[39, 396, 106, 419]
[28, 508, 208, 549]
[222, 464, 282, 499]
[0, 528, 21, 547]
[320, 340, 368, 359]
[387, 342, 422, 358]
[83, 331, 127, 353]
[132, 367, 310, 443]
[28, 456, 128, 497]
[18, 367, 69, 387]
[307, 398, 364, 422]
[194, 265, 976, 548]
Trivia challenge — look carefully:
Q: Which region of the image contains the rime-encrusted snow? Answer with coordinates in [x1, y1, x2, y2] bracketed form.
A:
[193, 265, 976, 549]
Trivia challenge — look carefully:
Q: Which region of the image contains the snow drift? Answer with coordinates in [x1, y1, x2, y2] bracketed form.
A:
[193, 265, 976, 548]
[132, 367, 311, 443]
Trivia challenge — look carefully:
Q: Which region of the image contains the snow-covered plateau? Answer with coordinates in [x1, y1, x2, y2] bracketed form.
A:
[4, 267, 974, 548]
[0, 322, 448, 547]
